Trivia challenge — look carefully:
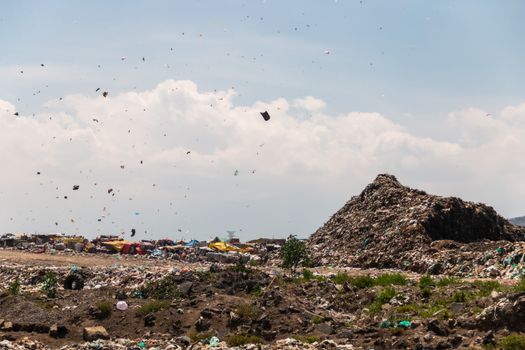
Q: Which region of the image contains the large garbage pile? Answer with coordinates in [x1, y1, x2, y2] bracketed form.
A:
[309, 174, 525, 278]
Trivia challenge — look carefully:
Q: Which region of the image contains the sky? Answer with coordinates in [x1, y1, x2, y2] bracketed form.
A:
[1, 1, 525, 241]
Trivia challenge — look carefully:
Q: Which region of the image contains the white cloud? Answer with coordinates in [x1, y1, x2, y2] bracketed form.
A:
[293, 96, 326, 111]
[1, 79, 525, 240]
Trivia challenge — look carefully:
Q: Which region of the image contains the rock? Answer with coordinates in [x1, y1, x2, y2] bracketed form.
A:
[477, 293, 525, 331]
[177, 282, 193, 296]
[320, 339, 337, 348]
[228, 311, 241, 327]
[176, 336, 191, 346]
[315, 322, 334, 334]
[200, 308, 213, 319]
[115, 290, 128, 300]
[482, 330, 496, 346]
[144, 313, 156, 327]
[63, 273, 84, 290]
[49, 324, 68, 338]
[427, 319, 448, 336]
[2, 322, 13, 331]
[449, 302, 464, 313]
[194, 317, 209, 332]
[83, 326, 109, 341]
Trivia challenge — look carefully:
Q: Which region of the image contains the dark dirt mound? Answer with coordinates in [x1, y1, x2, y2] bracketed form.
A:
[309, 174, 525, 273]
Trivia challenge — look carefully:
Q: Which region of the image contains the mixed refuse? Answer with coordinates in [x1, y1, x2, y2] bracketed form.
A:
[3, 174, 525, 349]
[0, 233, 283, 266]
[3, 250, 525, 350]
[309, 174, 525, 279]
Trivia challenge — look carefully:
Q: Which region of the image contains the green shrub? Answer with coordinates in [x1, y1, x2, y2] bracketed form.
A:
[311, 315, 323, 324]
[421, 287, 432, 299]
[226, 334, 262, 346]
[235, 303, 262, 320]
[40, 272, 58, 298]
[452, 291, 467, 303]
[190, 331, 214, 343]
[350, 275, 375, 289]
[376, 287, 396, 304]
[369, 287, 396, 314]
[95, 301, 112, 319]
[141, 274, 180, 300]
[375, 273, 407, 286]
[471, 280, 502, 296]
[302, 269, 314, 282]
[8, 278, 20, 295]
[498, 333, 525, 350]
[419, 275, 434, 289]
[332, 272, 351, 285]
[436, 277, 461, 287]
[135, 300, 170, 317]
[280, 236, 308, 275]
[294, 335, 321, 344]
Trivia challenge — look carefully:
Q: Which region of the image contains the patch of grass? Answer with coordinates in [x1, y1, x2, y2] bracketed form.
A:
[333, 273, 407, 288]
[452, 291, 468, 303]
[350, 275, 375, 288]
[498, 333, 525, 350]
[436, 276, 461, 287]
[249, 284, 262, 297]
[514, 276, 525, 293]
[369, 287, 396, 315]
[421, 287, 432, 299]
[375, 273, 407, 286]
[419, 275, 434, 289]
[377, 287, 397, 303]
[302, 269, 314, 282]
[332, 272, 352, 285]
[95, 301, 112, 319]
[141, 274, 180, 300]
[311, 315, 323, 324]
[230, 258, 251, 273]
[294, 335, 321, 344]
[226, 334, 262, 347]
[248, 259, 261, 267]
[190, 331, 214, 343]
[235, 303, 262, 320]
[135, 300, 170, 317]
[471, 280, 503, 297]
[395, 300, 452, 320]
[8, 278, 20, 295]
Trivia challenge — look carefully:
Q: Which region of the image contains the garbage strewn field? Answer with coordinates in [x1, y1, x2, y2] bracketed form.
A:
[2, 250, 525, 350]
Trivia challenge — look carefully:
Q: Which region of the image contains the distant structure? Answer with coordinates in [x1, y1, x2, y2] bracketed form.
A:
[227, 230, 236, 243]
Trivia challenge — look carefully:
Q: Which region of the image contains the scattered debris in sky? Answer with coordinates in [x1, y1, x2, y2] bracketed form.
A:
[260, 111, 270, 121]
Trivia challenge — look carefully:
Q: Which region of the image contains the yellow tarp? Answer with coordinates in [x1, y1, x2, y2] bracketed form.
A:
[102, 240, 131, 252]
[61, 237, 85, 244]
[208, 242, 248, 252]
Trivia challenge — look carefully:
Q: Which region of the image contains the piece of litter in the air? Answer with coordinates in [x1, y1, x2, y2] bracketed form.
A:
[260, 111, 270, 121]
[73, 185, 79, 190]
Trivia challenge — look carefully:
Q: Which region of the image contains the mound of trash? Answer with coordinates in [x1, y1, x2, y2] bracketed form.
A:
[309, 174, 525, 277]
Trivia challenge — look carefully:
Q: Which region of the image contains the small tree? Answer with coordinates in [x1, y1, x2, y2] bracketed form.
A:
[41, 272, 58, 298]
[280, 235, 307, 276]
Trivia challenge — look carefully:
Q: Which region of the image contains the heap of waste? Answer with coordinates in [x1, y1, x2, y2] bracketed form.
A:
[309, 174, 525, 278]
